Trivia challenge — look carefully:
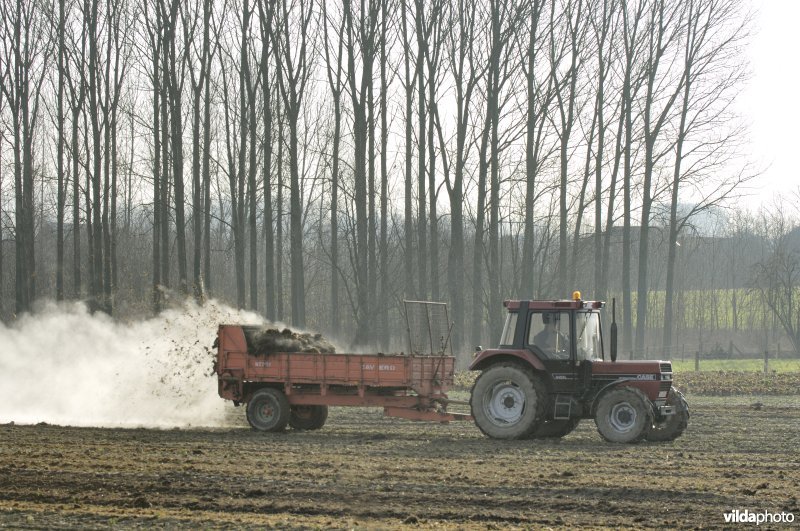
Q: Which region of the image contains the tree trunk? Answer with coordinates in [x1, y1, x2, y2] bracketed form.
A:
[56, 0, 66, 301]
[72, 100, 82, 298]
[379, 0, 388, 346]
[402, 0, 414, 300]
[259, 0, 274, 319]
[471, 84, 491, 348]
[202, 42, 212, 295]
[159, 16, 171, 292]
[276, 108, 284, 320]
[415, 0, 428, 300]
[190, 0, 210, 302]
[343, 0, 377, 344]
[168, 4, 187, 297]
[235, 0, 251, 309]
[151, 26, 162, 312]
[288, 114, 305, 326]
[248, 74, 258, 312]
[88, 0, 104, 312]
[520, 0, 544, 298]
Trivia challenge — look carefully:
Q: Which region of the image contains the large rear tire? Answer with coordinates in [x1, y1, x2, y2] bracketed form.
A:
[470, 363, 546, 440]
[594, 387, 653, 443]
[289, 405, 328, 431]
[246, 388, 290, 432]
[646, 389, 689, 442]
[530, 418, 580, 439]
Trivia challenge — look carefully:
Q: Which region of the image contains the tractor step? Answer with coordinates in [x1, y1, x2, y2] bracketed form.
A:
[553, 394, 572, 420]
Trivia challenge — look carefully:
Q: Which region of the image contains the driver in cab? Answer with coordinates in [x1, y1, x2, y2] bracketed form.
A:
[534, 312, 570, 359]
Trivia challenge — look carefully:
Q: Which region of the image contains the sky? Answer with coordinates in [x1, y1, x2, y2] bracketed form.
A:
[737, 0, 800, 209]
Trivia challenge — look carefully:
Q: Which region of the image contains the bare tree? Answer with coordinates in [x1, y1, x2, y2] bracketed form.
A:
[102, 0, 131, 310]
[217, 8, 246, 308]
[486, 0, 524, 339]
[144, 0, 164, 311]
[0, 0, 49, 313]
[424, 0, 446, 302]
[662, 0, 752, 352]
[342, 0, 378, 344]
[620, 0, 646, 354]
[587, 0, 616, 298]
[413, 0, 428, 300]
[258, 0, 275, 319]
[435, 0, 486, 353]
[400, 0, 414, 300]
[549, 0, 585, 296]
[244, 0, 262, 312]
[378, 0, 390, 345]
[54, 0, 67, 301]
[752, 204, 800, 354]
[518, 0, 553, 297]
[633, 0, 684, 355]
[184, 0, 212, 301]
[273, 0, 315, 326]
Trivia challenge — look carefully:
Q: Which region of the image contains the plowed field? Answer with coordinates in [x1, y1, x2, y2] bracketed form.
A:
[1, 396, 799, 529]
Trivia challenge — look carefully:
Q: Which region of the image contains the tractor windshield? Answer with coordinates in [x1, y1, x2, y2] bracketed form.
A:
[575, 311, 602, 361]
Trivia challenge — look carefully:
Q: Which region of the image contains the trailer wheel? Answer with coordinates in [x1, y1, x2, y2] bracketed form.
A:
[530, 418, 580, 439]
[289, 405, 328, 431]
[470, 363, 546, 440]
[594, 387, 653, 443]
[646, 389, 689, 442]
[246, 388, 290, 432]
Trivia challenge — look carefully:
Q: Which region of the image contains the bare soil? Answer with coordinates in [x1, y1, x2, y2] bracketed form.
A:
[1, 397, 799, 529]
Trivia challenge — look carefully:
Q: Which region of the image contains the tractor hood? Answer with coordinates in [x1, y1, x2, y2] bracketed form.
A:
[592, 360, 672, 376]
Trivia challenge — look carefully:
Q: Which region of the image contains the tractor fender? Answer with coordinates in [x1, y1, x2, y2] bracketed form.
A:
[588, 379, 651, 416]
[469, 349, 547, 373]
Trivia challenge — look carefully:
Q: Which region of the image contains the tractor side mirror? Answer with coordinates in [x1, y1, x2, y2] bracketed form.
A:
[610, 298, 618, 362]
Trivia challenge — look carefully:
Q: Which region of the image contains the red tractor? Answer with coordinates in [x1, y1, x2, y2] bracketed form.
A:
[469, 293, 689, 443]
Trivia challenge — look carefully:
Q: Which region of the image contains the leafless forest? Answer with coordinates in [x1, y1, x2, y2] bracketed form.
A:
[1, 0, 798, 359]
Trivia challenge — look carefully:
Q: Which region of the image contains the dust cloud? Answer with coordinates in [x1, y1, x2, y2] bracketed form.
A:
[0, 299, 263, 428]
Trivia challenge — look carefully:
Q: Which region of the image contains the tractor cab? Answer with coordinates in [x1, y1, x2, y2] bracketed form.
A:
[488, 293, 605, 395]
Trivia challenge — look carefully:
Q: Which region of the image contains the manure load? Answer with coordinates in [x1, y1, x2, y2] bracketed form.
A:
[244, 327, 337, 355]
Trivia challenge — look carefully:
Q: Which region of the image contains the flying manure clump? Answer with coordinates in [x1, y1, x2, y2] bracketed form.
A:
[247, 327, 337, 355]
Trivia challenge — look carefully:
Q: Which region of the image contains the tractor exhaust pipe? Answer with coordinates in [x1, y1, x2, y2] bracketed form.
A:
[610, 298, 618, 362]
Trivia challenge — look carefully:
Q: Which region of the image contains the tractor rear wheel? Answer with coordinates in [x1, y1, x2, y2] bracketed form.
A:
[246, 388, 290, 432]
[289, 405, 329, 431]
[470, 363, 546, 440]
[594, 387, 653, 443]
[530, 418, 581, 439]
[646, 389, 689, 442]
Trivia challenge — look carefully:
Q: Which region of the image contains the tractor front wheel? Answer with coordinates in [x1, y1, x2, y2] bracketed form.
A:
[594, 387, 653, 443]
[470, 363, 546, 440]
[289, 405, 329, 431]
[646, 389, 689, 442]
[246, 388, 290, 432]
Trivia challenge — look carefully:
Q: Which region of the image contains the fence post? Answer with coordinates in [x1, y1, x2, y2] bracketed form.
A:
[764, 349, 769, 373]
[695, 350, 700, 372]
